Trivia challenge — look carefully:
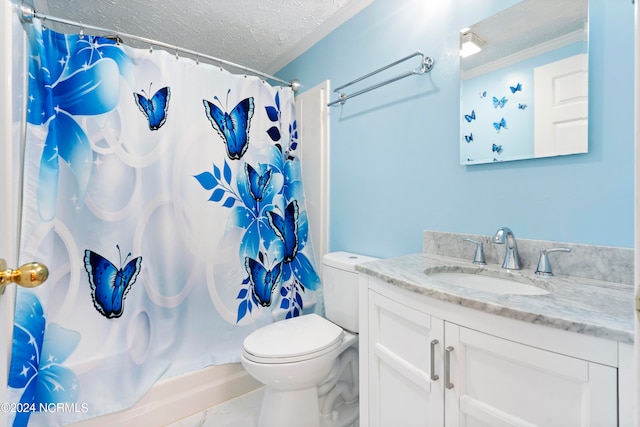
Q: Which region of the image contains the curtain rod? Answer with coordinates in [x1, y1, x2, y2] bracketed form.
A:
[17, 1, 300, 90]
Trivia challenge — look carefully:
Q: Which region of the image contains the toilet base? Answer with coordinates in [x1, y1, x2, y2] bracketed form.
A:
[257, 386, 320, 427]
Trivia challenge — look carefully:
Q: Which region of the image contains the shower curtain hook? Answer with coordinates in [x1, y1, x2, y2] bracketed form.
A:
[195, 53, 199, 65]
[79, 23, 84, 39]
[175, 46, 179, 60]
[149, 45, 154, 54]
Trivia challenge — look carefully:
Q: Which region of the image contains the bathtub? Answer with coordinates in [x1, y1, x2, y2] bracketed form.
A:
[71, 363, 261, 426]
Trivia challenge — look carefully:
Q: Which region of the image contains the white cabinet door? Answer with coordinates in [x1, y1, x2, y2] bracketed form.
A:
[368, 291, 444, 427]
[365, 281, 619, 427]
[445, 324, 618, 427]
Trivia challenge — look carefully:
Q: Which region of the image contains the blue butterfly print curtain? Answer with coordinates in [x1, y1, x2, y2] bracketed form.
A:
[8, 20, 323, 426]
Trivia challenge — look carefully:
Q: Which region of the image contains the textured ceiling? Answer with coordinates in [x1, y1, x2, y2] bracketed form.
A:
[30, 0, 372, 77]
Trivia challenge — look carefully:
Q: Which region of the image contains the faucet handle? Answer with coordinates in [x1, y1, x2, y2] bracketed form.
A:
[535, 247, 571, 277]
[463, 238, 486, 265]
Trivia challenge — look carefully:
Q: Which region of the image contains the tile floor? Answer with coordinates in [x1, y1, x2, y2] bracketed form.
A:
[167, 387, 265, 427]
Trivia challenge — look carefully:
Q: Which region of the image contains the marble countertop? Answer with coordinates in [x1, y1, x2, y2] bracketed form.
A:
[356, 253, 635, 344]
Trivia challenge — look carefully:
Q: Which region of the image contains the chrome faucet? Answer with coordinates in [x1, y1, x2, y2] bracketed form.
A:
[463, 238, 486, 265]
[535, 247, 571, 277]
[493, 227, 521, 270]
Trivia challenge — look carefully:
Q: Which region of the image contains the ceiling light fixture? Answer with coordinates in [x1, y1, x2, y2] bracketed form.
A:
[460, 31, 486, 58]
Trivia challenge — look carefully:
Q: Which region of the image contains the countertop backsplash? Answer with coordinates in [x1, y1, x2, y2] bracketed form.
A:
[423, 230, 634, 286]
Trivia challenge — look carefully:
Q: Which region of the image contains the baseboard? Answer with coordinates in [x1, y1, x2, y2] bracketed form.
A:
[71, 363, 261, 426]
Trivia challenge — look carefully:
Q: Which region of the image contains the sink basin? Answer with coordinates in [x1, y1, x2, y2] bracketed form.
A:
[425, 269, 551, 295]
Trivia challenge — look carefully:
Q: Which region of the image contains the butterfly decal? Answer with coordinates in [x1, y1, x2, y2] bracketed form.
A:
[245, 163, 272, 202]
[133, 85, 171, 130]
[510, 82, 522, 93]
[83, 246, 142, 319]
[493, 117, 507, 132]
[203, 90, 255, 160]
[492, 144, 503, 154]
[464, 133, 473, 143]
[267, 200, 299, 263]
[464, 110, 476, 123]
[245, 255, 282, 307]
[493, 96, 507, 108]
[518, 103, 528, 110]
[479, 91, 487, 98]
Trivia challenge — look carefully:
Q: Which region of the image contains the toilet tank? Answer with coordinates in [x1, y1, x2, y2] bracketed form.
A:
[322, 252, 379, 333]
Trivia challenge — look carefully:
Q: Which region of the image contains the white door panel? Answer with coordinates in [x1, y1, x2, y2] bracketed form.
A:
[534, 54, 588, 157]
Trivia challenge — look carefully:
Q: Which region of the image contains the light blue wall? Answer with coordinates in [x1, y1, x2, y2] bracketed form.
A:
[277, 0, 634, 258]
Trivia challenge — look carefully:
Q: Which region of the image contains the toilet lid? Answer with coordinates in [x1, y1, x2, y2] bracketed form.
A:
[243, 314, 343, 360]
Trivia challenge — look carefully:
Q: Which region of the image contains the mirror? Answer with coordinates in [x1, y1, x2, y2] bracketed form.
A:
[459, 0, 588, 165]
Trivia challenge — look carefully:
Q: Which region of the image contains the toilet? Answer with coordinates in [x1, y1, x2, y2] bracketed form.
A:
[240, 252, 378, 427]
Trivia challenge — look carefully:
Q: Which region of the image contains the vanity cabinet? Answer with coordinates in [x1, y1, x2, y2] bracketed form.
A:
[360, 276, 621, 427]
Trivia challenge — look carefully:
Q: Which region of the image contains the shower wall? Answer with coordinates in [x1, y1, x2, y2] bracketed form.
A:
[296, 80, 331, 270]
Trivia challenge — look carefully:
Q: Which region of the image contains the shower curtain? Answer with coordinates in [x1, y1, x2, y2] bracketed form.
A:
[7, 20, 323, 427]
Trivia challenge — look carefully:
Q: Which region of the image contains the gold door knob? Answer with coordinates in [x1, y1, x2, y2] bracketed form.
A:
[0, 259, 49, 294]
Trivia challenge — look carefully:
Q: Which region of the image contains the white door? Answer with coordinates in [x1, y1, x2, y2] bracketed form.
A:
[295, 81, 330, 270]
[0, 2, 27, 426]
[534, 53, 588, 157]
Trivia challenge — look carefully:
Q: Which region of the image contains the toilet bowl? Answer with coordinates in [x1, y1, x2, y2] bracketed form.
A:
[240, 252, 378, 427]
[241, 314, 357, 427]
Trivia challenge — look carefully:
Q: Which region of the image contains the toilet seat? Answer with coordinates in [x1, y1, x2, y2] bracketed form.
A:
[243, 314, 344, 364]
